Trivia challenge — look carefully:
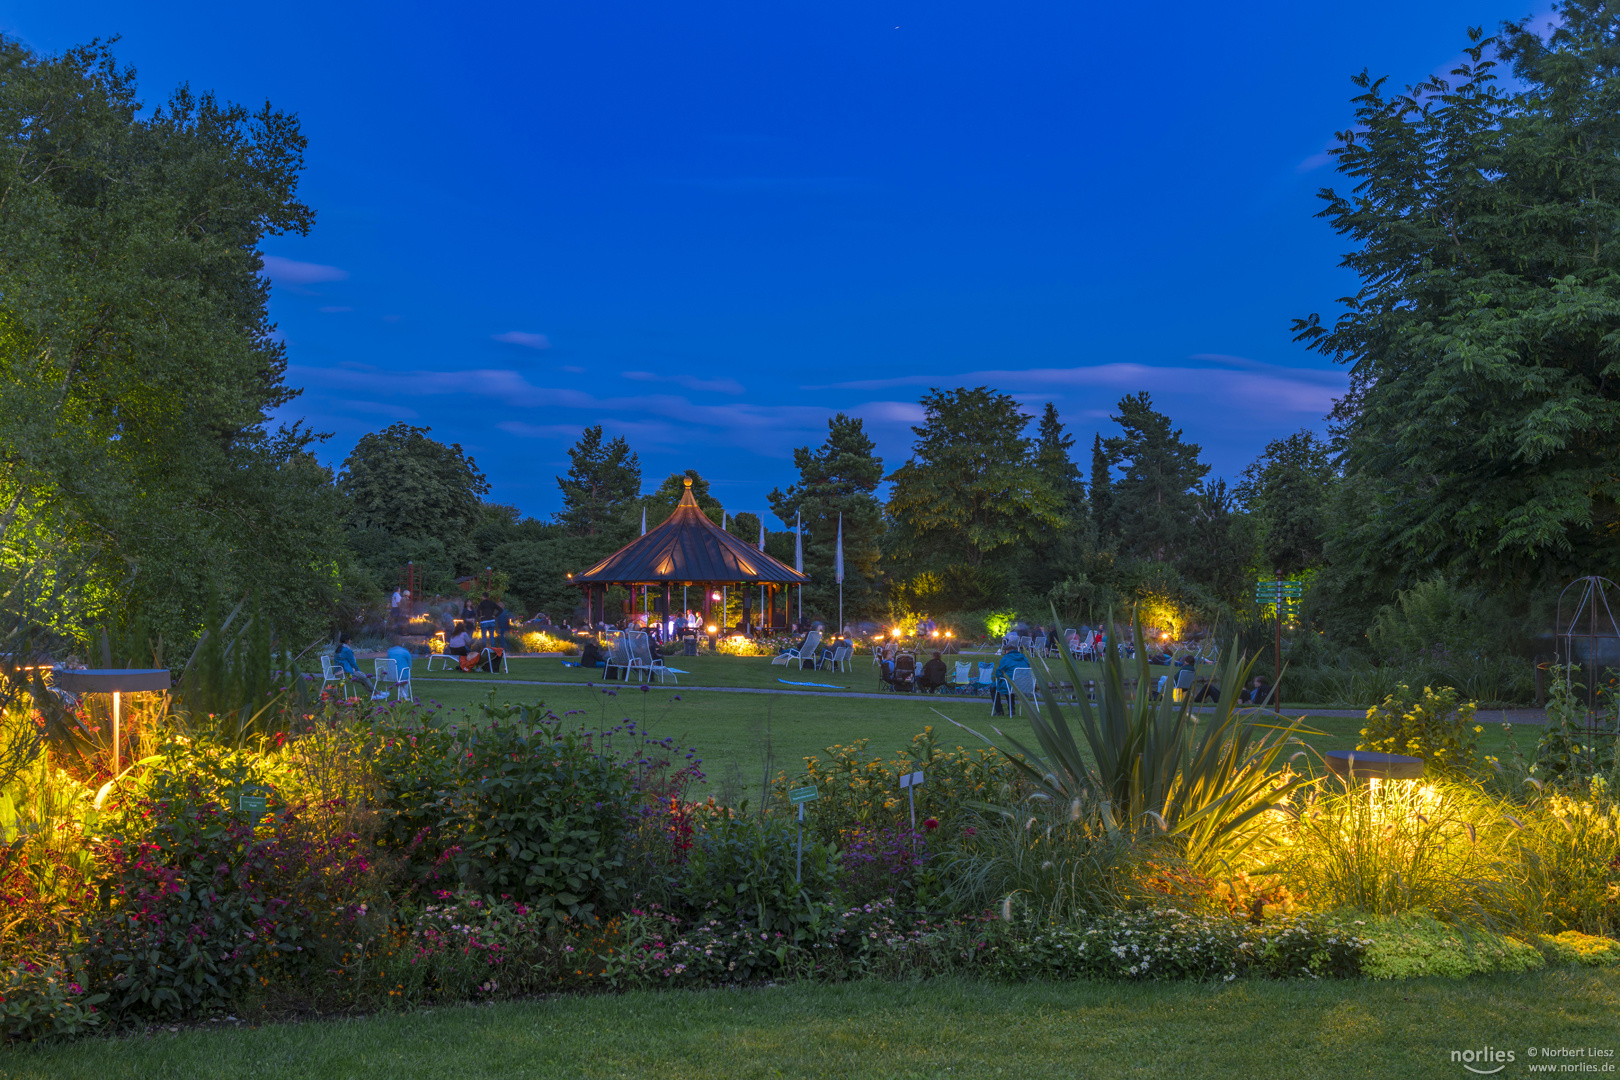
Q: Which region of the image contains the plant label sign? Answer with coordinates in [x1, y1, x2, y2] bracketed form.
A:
[238, 795, 267, 818]
[899, 770, 924, 789]
[788, 786, 820, 804]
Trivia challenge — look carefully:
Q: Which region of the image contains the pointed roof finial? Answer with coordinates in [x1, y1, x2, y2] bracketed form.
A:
[683, 476, 693, 488]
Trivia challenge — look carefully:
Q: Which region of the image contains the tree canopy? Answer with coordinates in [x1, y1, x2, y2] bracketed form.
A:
[555, 425, 641, 539]
[1295, 6, 1620, 589]
[768, 414, 885, 620]
[0, 36, 343, 648]
[1100, 393, 1209, 564]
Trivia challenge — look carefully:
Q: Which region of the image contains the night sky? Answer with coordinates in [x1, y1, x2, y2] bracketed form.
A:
[5, 0, 1556, 521]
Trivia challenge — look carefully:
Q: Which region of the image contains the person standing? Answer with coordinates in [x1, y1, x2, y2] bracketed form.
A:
[494, 598, 513, 650]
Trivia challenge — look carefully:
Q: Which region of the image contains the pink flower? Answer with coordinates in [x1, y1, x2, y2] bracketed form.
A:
[923, 817, 939, 831]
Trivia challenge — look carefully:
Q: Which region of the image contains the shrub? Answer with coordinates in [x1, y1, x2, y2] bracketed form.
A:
[1539, 930, 1620, 968]
[780, 728, 1016, 845]
[372, 702, 680, 923]
[1512, 777, 1620, 937]
[0, 958, 106, 1042]
[1533, 669, 1619, 783]
[682, 812, 840, 940]
[1359, 684, 1482, 775]
[1356, 912, 1544, 979]
[514, 631, 580, 655]
[82, 792, 369, 1018]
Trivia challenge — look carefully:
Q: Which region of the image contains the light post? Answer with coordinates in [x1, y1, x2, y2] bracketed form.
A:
[51, 667, 171, 777]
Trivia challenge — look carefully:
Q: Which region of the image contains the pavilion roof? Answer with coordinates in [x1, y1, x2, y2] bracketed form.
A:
[572, 480, 809, 586]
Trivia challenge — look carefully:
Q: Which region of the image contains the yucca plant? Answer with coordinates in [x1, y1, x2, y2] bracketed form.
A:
[946, 606, 1315, 874]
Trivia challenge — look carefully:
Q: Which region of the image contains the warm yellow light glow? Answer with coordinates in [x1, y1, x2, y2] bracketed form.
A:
[706, 624, 716, 633]
[931, 630, 939, 637]
[946, 631, 953, 638]
[711, 592, 721, 601]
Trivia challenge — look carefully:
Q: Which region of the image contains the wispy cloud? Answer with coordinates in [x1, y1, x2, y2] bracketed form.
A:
[623, 370, 746, 395]
[809, 357, 1346, 415]
[1296, 150, 1333, 173]
[319, 306, 353, 313]
[492, 331, 551, 349]
[261, 255, 349, 284]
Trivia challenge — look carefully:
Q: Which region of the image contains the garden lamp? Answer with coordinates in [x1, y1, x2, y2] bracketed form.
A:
[51, 667, 171, 777]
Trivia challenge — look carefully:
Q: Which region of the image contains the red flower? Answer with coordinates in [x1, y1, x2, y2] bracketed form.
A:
[923, 817, 939, 831]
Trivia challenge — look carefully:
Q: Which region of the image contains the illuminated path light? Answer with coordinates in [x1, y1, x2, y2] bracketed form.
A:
[51, 667, 171, 776]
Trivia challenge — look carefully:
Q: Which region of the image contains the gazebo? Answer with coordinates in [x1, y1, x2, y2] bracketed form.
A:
[572, 478, 809, 631]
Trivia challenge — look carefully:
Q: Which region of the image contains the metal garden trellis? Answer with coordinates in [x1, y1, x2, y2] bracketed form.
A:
[1554, 575, 1620, 721]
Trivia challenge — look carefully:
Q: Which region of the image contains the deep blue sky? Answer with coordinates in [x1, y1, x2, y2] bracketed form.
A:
[5, 0, 1553, 523]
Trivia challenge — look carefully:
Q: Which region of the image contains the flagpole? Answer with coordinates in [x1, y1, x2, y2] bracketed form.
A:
[835, 512, 844, 637]
[794, 509, 803, 623]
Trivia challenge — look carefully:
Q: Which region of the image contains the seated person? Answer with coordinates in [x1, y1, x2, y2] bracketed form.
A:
[992, 647, 1030, 715]
[444, 623, 473, 657]
[332, 634, 374, 692]
[919, 652, 948, 693]
[386, 643, 413, 682]
[577, 634, 605, 668]
[1193, 680, 1220, 703]
[1240, 677, 1271, 705]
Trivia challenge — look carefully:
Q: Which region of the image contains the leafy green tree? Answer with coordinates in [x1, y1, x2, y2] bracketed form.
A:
[1101, 393, 1208, 563]
[555, 425, 641, 539]
[767, 414, 885, 620]
[1295, 9, 1620, 588]
[1022, 403, 1088, 593]
[339, 424, 489, 549]
[1177, 480, 1255, 602]
[1236, 430, 1334, 575]
[0, 37, 344, 647]
[885, 388, 1062, 570]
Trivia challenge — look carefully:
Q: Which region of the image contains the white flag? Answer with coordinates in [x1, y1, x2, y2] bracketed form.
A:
[640, 507, 647, 536]
[834, 512, 844, 584]
[722, 508, 727, 530]
[794, 509, 803, 574]
[758, 517, 765, 552]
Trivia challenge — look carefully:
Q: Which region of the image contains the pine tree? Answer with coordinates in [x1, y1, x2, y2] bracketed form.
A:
[885, 387, 1062, 569]
[1102, 393, 1208, 563]
[555, 425, 641, 539]
[767, 414, 885, 620]
[1089, 433, 1114, 538]
[1235, 430, 1334, 575]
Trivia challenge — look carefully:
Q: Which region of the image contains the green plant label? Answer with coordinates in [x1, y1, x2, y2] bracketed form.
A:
[788, 786, 820, 804]
[238, 795, 267, 817]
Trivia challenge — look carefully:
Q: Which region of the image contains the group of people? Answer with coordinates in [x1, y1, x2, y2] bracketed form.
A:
[329, 634, 413, 694]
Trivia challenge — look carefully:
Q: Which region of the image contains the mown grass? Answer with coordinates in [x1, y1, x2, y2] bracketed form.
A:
[4, 970, 1614, 1079]
[410, 653, 1533, 787]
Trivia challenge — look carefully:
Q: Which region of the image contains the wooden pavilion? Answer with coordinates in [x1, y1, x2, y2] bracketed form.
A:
[572, 478, 809, 630]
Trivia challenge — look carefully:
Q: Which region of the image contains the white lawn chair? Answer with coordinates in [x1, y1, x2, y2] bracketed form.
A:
[828, 644, 853, 672]
[373, 658, 414, 701]
[629, 632, 679, 683]
[425, 650, 460, 671]
[319, 653, 349, 695]
[771, 631, 821, 669]
[603, 634, 633, 682]
[991, 666, 1038, 716]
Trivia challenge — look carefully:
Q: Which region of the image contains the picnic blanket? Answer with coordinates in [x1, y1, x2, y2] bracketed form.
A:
[776, 679, 848, 689]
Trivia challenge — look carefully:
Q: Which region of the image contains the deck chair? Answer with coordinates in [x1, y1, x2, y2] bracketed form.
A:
[629, 632, 677, 683]
[1149, 674, 1169, 701]
[1173, 665, 1196, 702]
[952, 661, 972, 693]
[602, 634, 633, 682]
[372, 658, 414, 702]
[991, 665, 1037, 716]
[885, 653, 917, 693]
[771, 630, 821, 669]
[425, 650, 461, 671]
[319, 653, 349, 696]
[818, 643, 852, 672]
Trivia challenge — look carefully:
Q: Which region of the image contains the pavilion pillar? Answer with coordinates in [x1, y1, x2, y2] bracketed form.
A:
[584, 585, 593, 628]
[701, 584, 711, 627]
[664, 583, 672, 633]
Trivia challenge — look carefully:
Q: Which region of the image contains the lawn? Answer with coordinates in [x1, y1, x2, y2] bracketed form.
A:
[4, 970, 1614, 1079]
[408, 652, 1535, 790]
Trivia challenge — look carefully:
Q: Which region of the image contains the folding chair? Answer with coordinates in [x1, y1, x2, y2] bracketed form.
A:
[1173, 666, 1196, 703]
[771, 630, 821, 668]
[372, 658, 414, 701]
[425, 650, 460, 671]
[603, 634, 633, 682]
[319, 653, 349, 696]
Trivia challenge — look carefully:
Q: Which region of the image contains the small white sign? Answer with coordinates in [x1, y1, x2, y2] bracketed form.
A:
[899, 770, 924, 789]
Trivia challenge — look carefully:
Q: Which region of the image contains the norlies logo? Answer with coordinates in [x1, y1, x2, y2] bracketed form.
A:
[1452, 1047, 1516, 1074]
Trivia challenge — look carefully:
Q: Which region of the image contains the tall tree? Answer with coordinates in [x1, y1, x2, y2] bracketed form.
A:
[1236, 430, 1335, 575]
[340, 424, 489, 543]
[885, 387, 1062, 570]
[1035, 403, 1086, 520]
[1295, 9, 1620, 588]
[768, 414, 885, 619]
[1102, 393, 1208, 563]
[1089, 433, 1114, 538]
[555, 425, 641, 539]
[0, 36, 344, 646]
